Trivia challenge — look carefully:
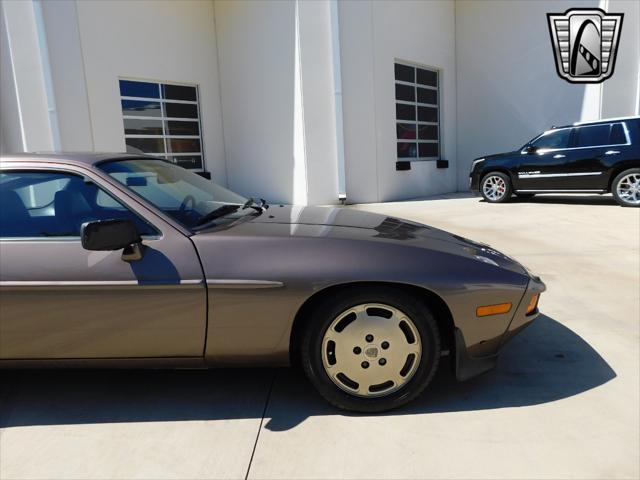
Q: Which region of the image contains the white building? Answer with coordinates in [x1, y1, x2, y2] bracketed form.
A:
[1, 0, 639, 205]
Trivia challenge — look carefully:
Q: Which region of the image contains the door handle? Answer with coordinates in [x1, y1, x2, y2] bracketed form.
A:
[553, 154, 566, 159]
[605, 150, 620, 155]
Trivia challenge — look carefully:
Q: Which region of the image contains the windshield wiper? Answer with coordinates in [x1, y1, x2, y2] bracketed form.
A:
[195, 198, 268, 228]
[242, 198, 269, 213]
[195, 204, 240, 227]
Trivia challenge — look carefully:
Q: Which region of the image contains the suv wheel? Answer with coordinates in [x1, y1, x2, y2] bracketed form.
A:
[612, 168, 640, 207]
[301, 287, 440, 412]
[481, 172, 512, 203]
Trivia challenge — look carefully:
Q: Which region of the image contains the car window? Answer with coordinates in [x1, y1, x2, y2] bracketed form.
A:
[13, 176, 71, 209]
[530, 129, 572, 150]
[0, 171, 158, 238]
[610, 123, 627, 145]
[574, 124, 612, 148]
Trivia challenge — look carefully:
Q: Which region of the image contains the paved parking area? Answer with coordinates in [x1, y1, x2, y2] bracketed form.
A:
[1, 193, 639, 479]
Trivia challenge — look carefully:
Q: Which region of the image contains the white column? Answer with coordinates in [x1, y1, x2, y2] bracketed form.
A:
[296, 0, 340, 205]
[601, 0, 640, 118]
[40, 0, 94, 151]
[1, 0, 56, 151]
[292, 0, 309, 205]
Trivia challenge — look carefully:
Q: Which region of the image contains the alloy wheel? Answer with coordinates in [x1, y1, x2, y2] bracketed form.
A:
[482, 175, 507, 201]
[616, 173, 640, 206]
[321, 303, 422, 398]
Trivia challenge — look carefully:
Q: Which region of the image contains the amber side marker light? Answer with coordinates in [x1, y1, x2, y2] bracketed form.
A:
[526, 293, 540, 315]
[476, 302, 512, 317]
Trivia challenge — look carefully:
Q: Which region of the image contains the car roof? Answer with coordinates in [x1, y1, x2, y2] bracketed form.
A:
[0, 152, 160, 167]
[555, 115, 640, 129]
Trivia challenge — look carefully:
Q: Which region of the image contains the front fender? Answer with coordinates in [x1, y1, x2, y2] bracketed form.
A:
[192, 222, 530, 365]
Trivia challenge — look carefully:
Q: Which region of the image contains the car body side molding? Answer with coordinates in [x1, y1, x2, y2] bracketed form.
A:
[205, 279, 284, 289]
[517, 171, 603, 178]
[0, 279, 203, 287]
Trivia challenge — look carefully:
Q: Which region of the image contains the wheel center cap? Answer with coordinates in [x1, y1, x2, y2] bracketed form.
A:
[364, 344, 379, 359]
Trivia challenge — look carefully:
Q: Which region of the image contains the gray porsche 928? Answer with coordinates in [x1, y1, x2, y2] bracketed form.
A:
[0, 153, 545, 412]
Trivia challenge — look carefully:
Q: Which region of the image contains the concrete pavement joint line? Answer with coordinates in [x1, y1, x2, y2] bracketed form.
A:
[245, 370, 277, 480]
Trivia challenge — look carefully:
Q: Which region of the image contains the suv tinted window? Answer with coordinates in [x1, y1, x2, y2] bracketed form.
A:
[0, 171, 158, 238]
[610, 123, 627, 144]
[530, 129, 572, 149]
[575, 124, 611, 148]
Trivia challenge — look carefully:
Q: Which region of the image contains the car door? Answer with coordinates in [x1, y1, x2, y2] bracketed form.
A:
[515, 127, 573, 191]
[0, 163, 206, 360]
[563, 122, 630, 190]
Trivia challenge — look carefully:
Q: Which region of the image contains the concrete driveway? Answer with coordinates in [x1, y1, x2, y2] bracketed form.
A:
[1, 193, 638, 479]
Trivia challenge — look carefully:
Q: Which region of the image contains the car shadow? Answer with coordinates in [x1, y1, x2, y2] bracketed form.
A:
[0, 315, 616, 432]
[128, 246, 182, 284]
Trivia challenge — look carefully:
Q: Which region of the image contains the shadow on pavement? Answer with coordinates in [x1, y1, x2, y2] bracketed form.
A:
[0, 316, 616, 432]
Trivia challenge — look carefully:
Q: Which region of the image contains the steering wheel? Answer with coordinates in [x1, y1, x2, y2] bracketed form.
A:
[179, 195, 196, 215]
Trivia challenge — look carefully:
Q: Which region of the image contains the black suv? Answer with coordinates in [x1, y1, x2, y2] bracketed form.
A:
[469, 117, 640, 207]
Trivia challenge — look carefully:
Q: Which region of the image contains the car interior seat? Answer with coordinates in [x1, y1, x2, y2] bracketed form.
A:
[0, 190, 38, 237]
[53, 189, 95, 235]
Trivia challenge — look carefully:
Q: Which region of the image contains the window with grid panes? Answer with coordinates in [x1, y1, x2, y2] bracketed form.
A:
[394, 62, 440, 161]
[119, 79, 204, 170]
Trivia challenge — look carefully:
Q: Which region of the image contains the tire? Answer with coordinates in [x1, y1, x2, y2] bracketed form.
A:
[611, 168, 640, 207]
[301, 286, 441, 412]
[480, 172, 512, 203]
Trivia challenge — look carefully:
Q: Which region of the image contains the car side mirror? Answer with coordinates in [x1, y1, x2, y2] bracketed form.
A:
[81, 219, 144, 262]
[525, 145, 538, 155]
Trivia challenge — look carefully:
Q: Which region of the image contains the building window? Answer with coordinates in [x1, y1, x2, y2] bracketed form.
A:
[394, 62, 440, 161]
[119, 79, 204, 170]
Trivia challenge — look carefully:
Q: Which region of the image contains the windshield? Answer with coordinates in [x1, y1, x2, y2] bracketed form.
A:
[527, 128, 572, 150]
[522, 127, 573, 152]
[99, 159, 249, 229]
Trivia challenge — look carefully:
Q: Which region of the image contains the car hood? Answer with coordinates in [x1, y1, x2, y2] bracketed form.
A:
[199, 205, 528, 275]
[253, 204, 432, 230]
[481, 151, 519, 162]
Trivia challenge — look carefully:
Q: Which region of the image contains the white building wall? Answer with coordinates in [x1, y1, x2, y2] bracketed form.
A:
[214, 0, 340, 205]
[0, 6, 23, 154]
[0, 0, 56, 152]
[455, 0, 640, 191]
[214, 0, 297, 204]
[339, 0, 457, 204]
[1, 0, 638, 202]
[297, 0, 340, 205]
[72, 0, 227, 182]
[40, 0, 93, 152]
[601, 0, 640, 118]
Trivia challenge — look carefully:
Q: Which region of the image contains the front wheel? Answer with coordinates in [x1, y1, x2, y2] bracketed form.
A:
[480, 172, 512, 203]
[612, 168, 640, 207]
[301, 287, 440, 412]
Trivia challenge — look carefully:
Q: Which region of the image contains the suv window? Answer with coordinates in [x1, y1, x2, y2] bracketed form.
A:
[0, 171, 158, 238]
[610, 123, 627, 145]
[530, 128, 572, 150]
[575, 124, 613, 148]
